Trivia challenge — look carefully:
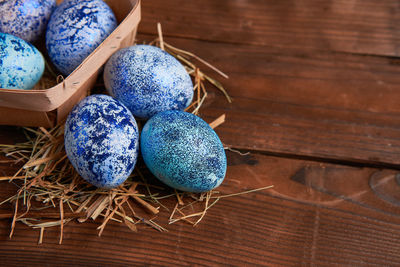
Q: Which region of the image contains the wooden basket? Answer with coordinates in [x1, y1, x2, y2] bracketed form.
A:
[0, 0, 141, 128]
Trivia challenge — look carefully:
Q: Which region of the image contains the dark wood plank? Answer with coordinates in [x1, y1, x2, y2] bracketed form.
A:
[137, 34, 400, 166]
[0, 151, 400, 266]
[139, 0, 400, 57]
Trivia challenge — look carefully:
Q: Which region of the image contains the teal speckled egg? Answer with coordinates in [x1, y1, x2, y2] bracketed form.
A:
[140, 110, 227, 192]
[0, 33, 44, 89]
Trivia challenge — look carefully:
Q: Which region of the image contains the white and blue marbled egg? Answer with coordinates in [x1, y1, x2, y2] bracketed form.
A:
[64, 94, 139, 188]
[104, 45, 194, 119]
[46, 0, 117, 76]
[140, 110, 227, 192]
[0, 0, 56, 43]
[0, 33, 44, 89]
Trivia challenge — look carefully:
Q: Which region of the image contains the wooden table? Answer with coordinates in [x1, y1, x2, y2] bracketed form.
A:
[1, 0, 400, 265]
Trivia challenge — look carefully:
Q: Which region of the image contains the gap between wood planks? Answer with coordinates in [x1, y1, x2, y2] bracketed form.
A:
[226, 145, 400, 171]
[138, 31, 400, 60]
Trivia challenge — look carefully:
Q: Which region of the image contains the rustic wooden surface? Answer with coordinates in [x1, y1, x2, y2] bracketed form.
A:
[1, 0, 400, 266]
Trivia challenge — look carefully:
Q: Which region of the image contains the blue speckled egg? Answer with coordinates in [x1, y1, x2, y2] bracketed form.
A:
[0, 33, 44, 89]
[0, 0, 56, 43]
[64, 94, 139, 188]
[104, 45, 194, 119]
[46, 0, 117, 76]
[140, 110, 227, 192]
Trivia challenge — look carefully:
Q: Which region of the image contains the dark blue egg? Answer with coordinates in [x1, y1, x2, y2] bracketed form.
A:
[104, 45, 194, 119]
[140, 110, 227, 192]
[46, 0, 117, 76]
[64, 94, 139, 188]
[0, 0, 56, 43]
[0, 33, 44, 89]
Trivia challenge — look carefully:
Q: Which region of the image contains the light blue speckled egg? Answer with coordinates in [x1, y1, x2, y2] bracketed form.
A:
[64, 94, 139, 188]
[104, 45, 194, 119]
[0, 33, 44, 89]
[0, 0, 56, 43]
[46, 0, 117, 76]
[140, 110, 227, 192]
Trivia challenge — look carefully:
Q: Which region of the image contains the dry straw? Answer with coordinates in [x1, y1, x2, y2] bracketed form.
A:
[0, 24, 273, 244]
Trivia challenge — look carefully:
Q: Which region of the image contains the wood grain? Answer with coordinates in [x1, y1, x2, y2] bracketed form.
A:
[0, 152, 400, 266]
[1, 0, 400, 265]
[137, 34, 400, 166]
[139, 0, 400, 57]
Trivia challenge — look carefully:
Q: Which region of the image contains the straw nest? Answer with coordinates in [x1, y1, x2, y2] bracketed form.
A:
[0, 24, 272, 244]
